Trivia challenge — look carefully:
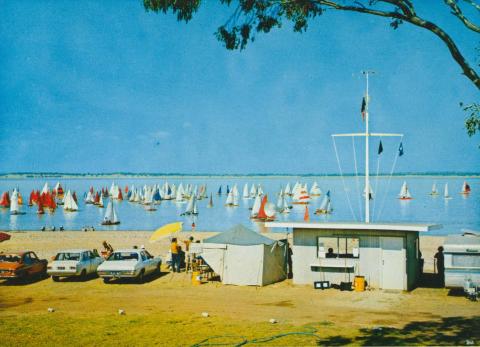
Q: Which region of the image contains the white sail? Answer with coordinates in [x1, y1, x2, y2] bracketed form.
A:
[193, 197, 198, 215]
[310, 182, 322, 196]
[10, 190, 19, 214]
[41, 182, 50, 194]
[99, 194, 104, 207]
[185, 195, 195, 214]
[431, 182, 438, 195]
[257, 185, 264, 196]
[233, 192, 239, 206]
[319, 195, 329, 211]
[225, 191, 234, 205]
[276, 192, 283, 210]
[104, 200, 114, 222]
[282, 195, 290, 213]
[243, 183, 249, 198]
[251, 195, 261, 217]
[264, 202, 276, 219]
[112, 205, 119, 223]
[85, 191, 94, 204]
[249, 184, 257, 198]
[399, 181, 410, 198]
[444, 183, 452, 199]
[64, 190, 78, 211]
[284, 183, 291, 196]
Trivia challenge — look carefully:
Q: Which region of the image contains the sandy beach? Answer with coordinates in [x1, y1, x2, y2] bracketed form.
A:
[2, 231, 478, 346]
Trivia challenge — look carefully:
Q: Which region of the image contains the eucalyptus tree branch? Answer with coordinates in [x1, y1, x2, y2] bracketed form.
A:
[314, 0, 480, 89]
[444, 0, 480, 33]
[462, 0, 480, 12]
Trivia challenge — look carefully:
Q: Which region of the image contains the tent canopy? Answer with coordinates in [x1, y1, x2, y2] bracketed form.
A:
[203, 224, 275, 246]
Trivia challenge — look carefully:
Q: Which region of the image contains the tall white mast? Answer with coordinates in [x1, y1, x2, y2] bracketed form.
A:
[332, 71, 403, 223]
[364, 71, 372, 223]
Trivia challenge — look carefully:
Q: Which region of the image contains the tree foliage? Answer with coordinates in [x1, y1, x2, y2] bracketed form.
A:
[143, 0, 480, 137]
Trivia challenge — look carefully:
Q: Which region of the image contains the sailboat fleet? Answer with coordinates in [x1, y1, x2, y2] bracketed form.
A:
[0, 177, 473, 228]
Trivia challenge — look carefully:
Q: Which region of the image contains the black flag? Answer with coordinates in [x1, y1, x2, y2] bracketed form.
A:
[378, 140, 383, 155]
[399, 142, 404, 157]
[361, 97, 366, 121]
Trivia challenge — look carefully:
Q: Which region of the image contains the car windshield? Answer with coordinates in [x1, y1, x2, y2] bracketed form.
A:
[107, 252, 139, 261]
[55, 253, 81, 261]
[0, 254, 21, 263]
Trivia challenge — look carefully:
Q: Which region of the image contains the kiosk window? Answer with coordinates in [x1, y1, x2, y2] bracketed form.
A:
[318, 237, 359, 258]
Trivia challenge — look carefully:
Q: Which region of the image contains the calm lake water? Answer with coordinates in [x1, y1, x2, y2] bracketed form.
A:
[0, 176, 478, 235]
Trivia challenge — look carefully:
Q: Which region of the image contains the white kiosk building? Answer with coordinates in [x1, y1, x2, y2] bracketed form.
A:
[266, 221, 440, 290]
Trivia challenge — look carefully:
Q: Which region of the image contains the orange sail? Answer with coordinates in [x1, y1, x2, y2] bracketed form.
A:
[125, 185, 129, 194]
[18, 192, 23, 205]
[304, 205, 310, 222]
[257, 195, 268, 220]
[29, 190, 35, 206]
[118, 189, 123, 200]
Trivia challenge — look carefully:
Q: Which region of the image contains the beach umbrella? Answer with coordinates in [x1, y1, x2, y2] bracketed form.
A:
[149, 222, 183, 243]
[0, 232, 11, 243]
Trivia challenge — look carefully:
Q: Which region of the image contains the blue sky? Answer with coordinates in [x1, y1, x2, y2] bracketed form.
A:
[0, 1, 478, 174]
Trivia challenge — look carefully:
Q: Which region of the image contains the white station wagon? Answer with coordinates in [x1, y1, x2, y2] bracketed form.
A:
[97, 249, 162, 283]
[48, 249, 103, 281]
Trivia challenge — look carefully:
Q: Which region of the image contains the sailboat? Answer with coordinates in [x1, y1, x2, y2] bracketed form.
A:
[250, 195, 262, 218]
[292, 184, 310, 204]
[0, 191, 10, 208]
[460, 181, 471, 195]
[429, 182, 439, 196]
[101, 200, 120, 225]
[207, 193, 213, 208]
[85, 190, 95, 204]
[249, 184, 257, 198]
[37, 200, 45, 215]
[276, 192, 291, 213]
[398, 181, 413, 200]
[242, 183, 249, 199]
[444, 183, 452, 200]
[10, 190, 24, 215]
[315, 191, 332, 214]
[98, 194, 104, 208]
[310, 182, 322, 196]
[181, 195, 198, 216]
[63, 190, 79, 212]
[217, 186, 222, 195]
[284, 183, 291, 196]
[225, 190, 234, 206]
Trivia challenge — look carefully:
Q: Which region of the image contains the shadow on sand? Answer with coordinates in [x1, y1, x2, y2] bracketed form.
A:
[316, 316, 480, 346]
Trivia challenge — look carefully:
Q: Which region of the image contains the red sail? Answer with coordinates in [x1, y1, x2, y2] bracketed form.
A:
[37, 200, 44, 214]
[0, 192, 10, 207]
[94, 192, 100, 204]
[125, 185, 129, 193]
[257, 195, 268, 220]
[118, 190, 123, 200]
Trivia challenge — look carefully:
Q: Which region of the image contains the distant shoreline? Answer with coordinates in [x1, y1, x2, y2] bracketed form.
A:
[0, 172, 479, 179]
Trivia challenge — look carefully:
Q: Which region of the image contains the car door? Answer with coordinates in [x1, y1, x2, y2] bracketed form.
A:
[30, 252, 44, 275]
[21, 253, 33, 275]
[140, 251, 153, 274]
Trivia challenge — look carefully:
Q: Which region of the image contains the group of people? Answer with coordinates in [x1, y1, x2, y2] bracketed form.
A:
[170, 236, 198, 273]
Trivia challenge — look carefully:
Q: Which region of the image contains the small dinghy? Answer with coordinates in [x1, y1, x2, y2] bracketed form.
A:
[315, 191, 333, 215]
[398, 181, 413, 200]
[101, 200, 120, 225]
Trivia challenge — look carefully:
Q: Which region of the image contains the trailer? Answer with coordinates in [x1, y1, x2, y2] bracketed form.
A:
[444, 233, 480, 288]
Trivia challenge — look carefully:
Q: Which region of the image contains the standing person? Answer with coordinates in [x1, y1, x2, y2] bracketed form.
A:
[434, 246, 445, 287]
[171, 238, 181, 273]
[183, 236, 194, 272]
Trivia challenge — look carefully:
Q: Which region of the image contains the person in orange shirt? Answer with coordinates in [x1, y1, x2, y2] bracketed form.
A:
[170, 238, 181, 273]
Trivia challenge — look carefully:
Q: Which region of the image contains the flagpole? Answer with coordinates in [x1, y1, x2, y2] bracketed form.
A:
[363, 71, 373, 223]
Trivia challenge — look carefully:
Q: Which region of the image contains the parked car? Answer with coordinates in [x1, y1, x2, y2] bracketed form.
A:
[97, 249, 161, 283]
[0, 251, 48, 280]
[47, 249, 104, 281]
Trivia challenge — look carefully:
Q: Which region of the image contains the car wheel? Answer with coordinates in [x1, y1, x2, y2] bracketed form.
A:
[52, 276, 60, 282]
[137, 270, 145, 283]
[80, 269, 87, 280]
[103, 277, 111, 284]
